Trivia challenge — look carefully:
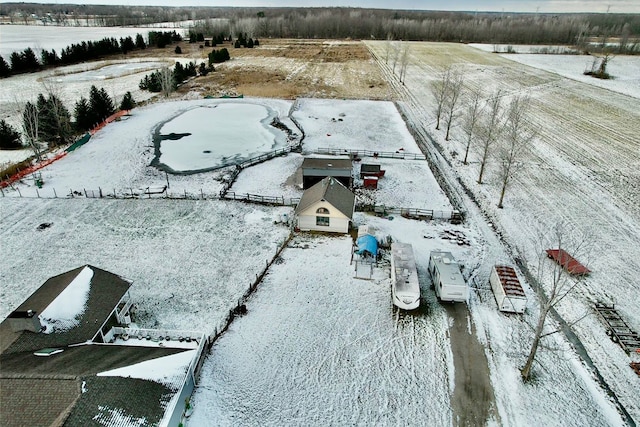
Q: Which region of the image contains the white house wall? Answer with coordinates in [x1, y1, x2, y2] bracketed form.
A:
[297, 201, 351, 233]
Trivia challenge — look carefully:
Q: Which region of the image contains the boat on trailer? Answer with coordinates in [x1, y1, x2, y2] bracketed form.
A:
[391, 242, 420, 310]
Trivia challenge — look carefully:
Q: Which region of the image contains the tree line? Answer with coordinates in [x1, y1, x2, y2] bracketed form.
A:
[0, 31, 183, 78]
[0, 85, 135, 154]
[2, 4, 638, 45]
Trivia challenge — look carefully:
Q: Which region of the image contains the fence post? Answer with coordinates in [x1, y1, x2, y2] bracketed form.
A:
[53, 188, 57, 198]
[99, 187, 103, 198]
[17, 187, 22, 197]
[36, 188, 40, 198]
[184, 189, 187, 199]
[70, 188, 73, 198]
[1, 186, 4, 197]
[201, 189, 204, 199]
[84, 188, 87, 198]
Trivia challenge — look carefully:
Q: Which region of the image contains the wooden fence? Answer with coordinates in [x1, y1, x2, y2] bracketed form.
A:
[222, 191, 300, 207]
[315, 148, 426, 160]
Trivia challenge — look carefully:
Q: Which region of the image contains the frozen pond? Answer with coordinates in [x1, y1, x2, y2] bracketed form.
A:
[50, 62, 167, 82]
[153, 103, 289, 174]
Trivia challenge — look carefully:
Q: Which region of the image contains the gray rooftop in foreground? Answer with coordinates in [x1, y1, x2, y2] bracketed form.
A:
[0, 265, 198, 427]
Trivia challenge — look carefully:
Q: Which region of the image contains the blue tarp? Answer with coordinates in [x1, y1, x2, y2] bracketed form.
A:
[356, 234, 378, 257]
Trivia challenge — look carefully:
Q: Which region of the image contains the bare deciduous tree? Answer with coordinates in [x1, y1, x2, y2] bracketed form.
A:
[443, 70, 464, 140]
[390, 41, 400, 75]
[476, 90, 503, 184]
[160, 67, 174, 98]
[462, 90, 482, 164]
[497, 95, 536, 208]
[21, 101, 43, 162]
[384, 34, 393, 64]
[432, 65, 452, 130]
[398, 42, 410, 84]
[521, 223, 589, 382]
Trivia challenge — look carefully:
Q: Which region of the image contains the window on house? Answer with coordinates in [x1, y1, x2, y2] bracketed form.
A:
[316, 216, 330, 226]
[316, 207, 330, 214]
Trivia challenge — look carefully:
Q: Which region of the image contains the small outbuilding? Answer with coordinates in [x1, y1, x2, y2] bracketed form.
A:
[360, 163, 385, 178]
[363, 176, 379, 189]
[301, 157, 352, 189]
[295, 176, 355, 233]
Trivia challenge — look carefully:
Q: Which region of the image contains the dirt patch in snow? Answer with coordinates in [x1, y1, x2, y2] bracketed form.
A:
[446, 303, 499, 426]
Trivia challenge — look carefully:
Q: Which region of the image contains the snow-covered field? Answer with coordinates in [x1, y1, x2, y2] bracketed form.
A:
[366, 40, 640, 424]
[2, 37, 639, 426]
[469, 43, 640, 99]
[0, 24, 188, 59]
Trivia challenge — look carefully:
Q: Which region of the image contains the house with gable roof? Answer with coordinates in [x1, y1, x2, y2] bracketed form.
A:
[0, 265, 207, 427]
[295, 176, 355, 233]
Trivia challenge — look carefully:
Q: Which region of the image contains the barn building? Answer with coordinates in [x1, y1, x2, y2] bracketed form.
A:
[301, 157, 352, 189]
[295, 176, 355, 233]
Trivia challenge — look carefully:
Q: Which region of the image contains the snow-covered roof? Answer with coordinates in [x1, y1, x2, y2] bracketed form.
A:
[0, 266, 205, 427]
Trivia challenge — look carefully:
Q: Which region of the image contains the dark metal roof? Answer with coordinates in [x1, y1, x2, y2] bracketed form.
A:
[0, 266, 193, 427]
[301, 157, 351, 169]
[295, 176, 355, 219]
[1, 265, 132, 355]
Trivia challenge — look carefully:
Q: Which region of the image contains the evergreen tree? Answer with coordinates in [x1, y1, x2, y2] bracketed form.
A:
[0, 56, 10, 78]
[21, 48, 40, 72]
[175, 46, 182, 54]
[135, 33, 146, 50]
[119, 92, 135, 111]
[74, 97, 93, 131]
[0, 119, 23, 149]
[139, 71, 162, 92]
[89, 86, 115, 123]
[36, 94, 72, 147]
[10, 51, 23, 73]
[120, 36, 135, 54]
[247, 38, 254, 48]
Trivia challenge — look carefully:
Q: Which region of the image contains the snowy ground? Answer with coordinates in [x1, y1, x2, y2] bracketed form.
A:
[0, 24, 189, 60]
[1, 98, 298, 199]
[0, 198, 292, 333]
[469, 43, 640, 99]
[366, 40, 640, 424]
[1, 38, 638, 426]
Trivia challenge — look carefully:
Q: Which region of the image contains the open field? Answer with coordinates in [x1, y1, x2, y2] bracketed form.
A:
[366, 40, 640, 422]
[1, 36, 639, 426]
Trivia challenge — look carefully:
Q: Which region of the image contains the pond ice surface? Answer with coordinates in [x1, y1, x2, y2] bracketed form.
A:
[51, 62, 166, 82]
[158, 103, 286, 172]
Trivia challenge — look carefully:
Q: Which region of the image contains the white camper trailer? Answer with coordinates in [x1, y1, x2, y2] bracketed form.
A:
[391, 243, 420, 310]
[428, 251, 468, 303]
[490, 265, 527, 313]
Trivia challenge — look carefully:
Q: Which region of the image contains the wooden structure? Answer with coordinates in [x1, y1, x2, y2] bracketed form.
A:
[545, 249, 591, 275]
[363, 176, 378, 189]
[594, 303, 640, 355]
[301, 157, 352, 189]
[360, 163, 386, 179]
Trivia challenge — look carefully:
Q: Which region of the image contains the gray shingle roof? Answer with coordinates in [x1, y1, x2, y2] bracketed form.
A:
[295, 176, 355, 219]
[1, 265, 132, 355]
[0, 266, 196, 427]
